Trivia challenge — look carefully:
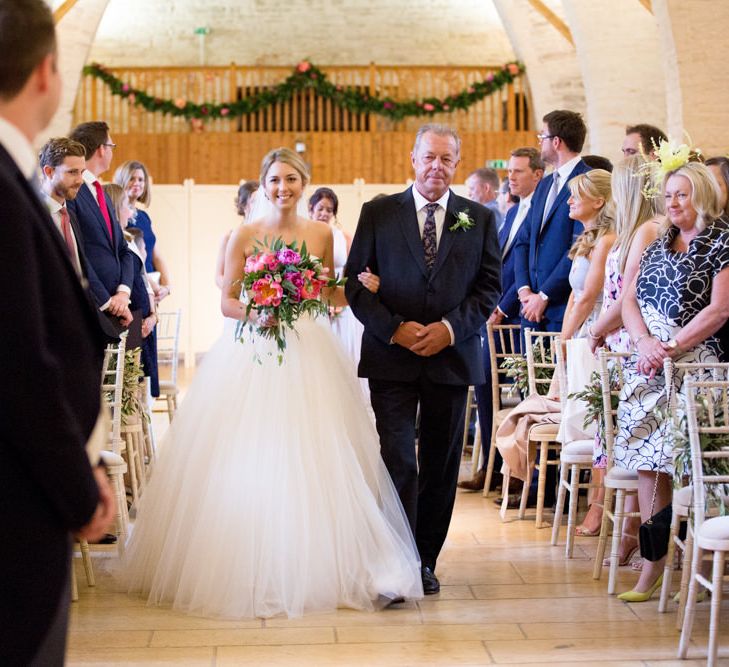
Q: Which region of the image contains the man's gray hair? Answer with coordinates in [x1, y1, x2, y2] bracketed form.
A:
[413, 124, 461, 156]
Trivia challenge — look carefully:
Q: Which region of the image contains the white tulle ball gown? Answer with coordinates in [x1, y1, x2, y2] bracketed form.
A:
[121, 313, 423, 618]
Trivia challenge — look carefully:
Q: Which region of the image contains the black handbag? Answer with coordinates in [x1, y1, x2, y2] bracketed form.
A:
[639, 502, 672, 562]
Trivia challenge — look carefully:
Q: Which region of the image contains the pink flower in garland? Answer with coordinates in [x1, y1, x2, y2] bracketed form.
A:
[383, 101, 394, 110]
[128, 93, 136, 104]
[121, 83, 130, 93]
[174, 98, 187, 109]
[507, 63, 520, 75]
[251, 277, 283, 307]
[423, 103, 435, 112]
[486, 73, 495, 82]
[297, 60, 311, 73]
[442, 104, 450, 111]
[220, 107, 230, 116]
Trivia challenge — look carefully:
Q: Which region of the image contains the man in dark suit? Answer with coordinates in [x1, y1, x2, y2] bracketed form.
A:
[459, 147, 544, 492]
[68, 120, 133, 331]
[39, 136, 129, 344]
[345, 124, 501, 594]
[0, 2, 115, 664]
[513, 109, 590, 333]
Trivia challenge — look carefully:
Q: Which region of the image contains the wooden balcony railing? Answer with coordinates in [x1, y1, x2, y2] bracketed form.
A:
[73, 64, 531, 135]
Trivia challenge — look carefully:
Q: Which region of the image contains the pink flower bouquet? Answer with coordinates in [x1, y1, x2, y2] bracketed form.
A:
[238, 237, 344, 361]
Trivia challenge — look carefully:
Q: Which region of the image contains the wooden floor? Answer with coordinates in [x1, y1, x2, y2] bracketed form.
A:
[67, 403, 728, 665]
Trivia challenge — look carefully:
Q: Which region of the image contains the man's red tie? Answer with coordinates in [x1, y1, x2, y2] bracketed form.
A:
[59, 206, 80, 274]
[93, 179, 113, 238]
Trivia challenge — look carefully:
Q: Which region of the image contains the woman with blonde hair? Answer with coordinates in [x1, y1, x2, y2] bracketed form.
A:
[615, 160, 729, 601]
[575, 156, 662, 543]
[113, 160, 172, 304]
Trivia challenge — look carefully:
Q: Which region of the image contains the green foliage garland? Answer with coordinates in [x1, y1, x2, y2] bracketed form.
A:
[82, 59, 526, 123]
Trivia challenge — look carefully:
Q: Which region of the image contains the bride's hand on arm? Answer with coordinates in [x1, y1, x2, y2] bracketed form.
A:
[358, 267, 380, 294]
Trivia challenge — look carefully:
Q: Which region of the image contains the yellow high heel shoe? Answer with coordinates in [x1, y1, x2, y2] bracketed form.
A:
[617, 574, 663, 602]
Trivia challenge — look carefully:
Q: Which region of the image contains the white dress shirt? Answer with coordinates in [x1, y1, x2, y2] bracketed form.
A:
[412, 184, 450, 247]
[410, 184, 454, 345]
[0, 116, 37, 180]
[504, 192, 533, 257]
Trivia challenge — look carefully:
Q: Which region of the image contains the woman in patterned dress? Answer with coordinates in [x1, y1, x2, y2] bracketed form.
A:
[584, 156, 661, 552]
[615, 161, 729, 600]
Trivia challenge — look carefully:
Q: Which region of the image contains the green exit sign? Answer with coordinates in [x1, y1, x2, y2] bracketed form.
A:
[486, 159, 508, 169]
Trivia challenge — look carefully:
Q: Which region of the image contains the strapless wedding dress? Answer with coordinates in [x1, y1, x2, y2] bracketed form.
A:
[121, 313, 422, 618]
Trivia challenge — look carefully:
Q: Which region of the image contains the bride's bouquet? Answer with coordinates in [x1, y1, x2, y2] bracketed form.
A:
[237, 237, 344, 361]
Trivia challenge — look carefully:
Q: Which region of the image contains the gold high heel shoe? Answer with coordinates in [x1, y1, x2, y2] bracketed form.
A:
[617, 574, 663, 602]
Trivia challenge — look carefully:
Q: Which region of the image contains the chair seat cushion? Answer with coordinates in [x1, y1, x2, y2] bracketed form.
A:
[605, 465, 639, 489]
[561, 439, 594, 463]
[696, 515, 729, 551]
[529, 422, 560, 440]
[673, 485, 693, 513]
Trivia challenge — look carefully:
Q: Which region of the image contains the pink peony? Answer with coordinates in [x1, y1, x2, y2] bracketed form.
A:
[220, 107, 230, 116]
[277, 248, 301, 265]
[297, 60, 311, 73]
[251, 277, 283, 307]
[263, 253, 281, 271]
[486, 73, 495, 82]
[121, 83, 130, 93]
[423, 103, 435, 112]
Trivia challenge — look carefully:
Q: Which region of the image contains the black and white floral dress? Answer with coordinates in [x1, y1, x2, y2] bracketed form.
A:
[614, 218, 729, 474]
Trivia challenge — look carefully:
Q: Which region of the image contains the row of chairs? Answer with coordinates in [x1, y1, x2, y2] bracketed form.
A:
[464, 323, 729, 665]
[71, 310, 182, 599]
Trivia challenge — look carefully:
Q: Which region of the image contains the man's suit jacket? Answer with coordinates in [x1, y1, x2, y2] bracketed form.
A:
[495, 204, 522, 321]
[345, 188, 501, 386]
[67, 182, 134, 309]
[0, 145, 104, 663]
[67, 206, 126, 342]
[513, 159, 590, 323]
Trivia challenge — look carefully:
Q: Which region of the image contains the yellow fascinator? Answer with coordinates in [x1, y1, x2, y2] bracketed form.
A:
[637, 134, 702, 199]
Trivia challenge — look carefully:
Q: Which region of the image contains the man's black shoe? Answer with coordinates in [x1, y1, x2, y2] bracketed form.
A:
[421, 566, 440, 595]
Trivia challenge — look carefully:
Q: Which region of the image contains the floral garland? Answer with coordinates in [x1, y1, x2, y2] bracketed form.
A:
[82, 59, 525, 123]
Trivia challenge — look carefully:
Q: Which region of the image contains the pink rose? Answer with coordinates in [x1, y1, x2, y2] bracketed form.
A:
[251, 277, 283, 307]
[383, 101, 394, 110]
[297, 61, 311, 73]
[174, 98, 187, 109]
[486, 73, 495, 82]
[121, 83, 130, 93]
[423, 103, 435, 112]
[508, 63, 520, 75]
[277, 248, 301, 265]
[220, 107, 230, 116]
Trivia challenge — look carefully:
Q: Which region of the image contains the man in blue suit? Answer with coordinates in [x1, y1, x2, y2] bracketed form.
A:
[68, 121, 133, 331]
[459, 147, 544, 491]
[345, 124, 501, 594]
[513, 110, 590, 333]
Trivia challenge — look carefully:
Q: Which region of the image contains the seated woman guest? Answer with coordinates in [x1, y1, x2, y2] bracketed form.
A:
[582, 157, 662, 545]
[615, 160, 729, 601]
[114, 160, 172, 304]
[104, 183, 159, 397]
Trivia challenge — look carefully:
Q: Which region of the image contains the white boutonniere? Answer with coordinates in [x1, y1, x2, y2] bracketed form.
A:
[450, 210, 475, 232]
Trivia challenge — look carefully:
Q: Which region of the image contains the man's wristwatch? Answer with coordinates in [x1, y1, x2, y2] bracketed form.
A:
[667, 338, 681, 352]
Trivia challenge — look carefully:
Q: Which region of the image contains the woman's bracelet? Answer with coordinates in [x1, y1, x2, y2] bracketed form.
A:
[587, 326, 601, 340]
[633, 332, 651, 347]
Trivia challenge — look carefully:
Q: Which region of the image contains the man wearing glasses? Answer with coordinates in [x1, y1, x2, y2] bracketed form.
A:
[68, 121, 133, 333]
[512, 109, 590, 334]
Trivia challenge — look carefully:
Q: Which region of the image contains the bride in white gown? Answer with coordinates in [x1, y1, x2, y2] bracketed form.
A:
[122, 148, 423, 618]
